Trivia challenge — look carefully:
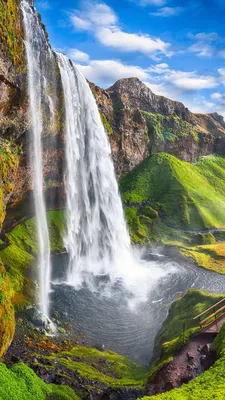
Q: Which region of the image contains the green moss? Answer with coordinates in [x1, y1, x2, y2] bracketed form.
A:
[0, 211, 66, 301]
[124, 207, 151, 244]
[0, 141, 19, 230]
[144, 324, 225, 400]
[100, 112, 113, 134]
[120, 153, 225, 234]
[0, 362, 78, 400]
[0, 0, 24, 70]
[142, 112, 198, 143]
[149, 290, 224, 379]
[43, 346, 148, 390]
[0, 265, 15, 358]
[181, 242, 225, 274]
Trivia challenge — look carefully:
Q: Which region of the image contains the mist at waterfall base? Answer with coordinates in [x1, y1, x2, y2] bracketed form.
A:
[51, 250, 225, 365]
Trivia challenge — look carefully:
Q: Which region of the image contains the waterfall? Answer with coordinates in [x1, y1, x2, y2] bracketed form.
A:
[21, 1, 52, 318]
[57, 54, 135, 291]
[21, 1, 160, 314]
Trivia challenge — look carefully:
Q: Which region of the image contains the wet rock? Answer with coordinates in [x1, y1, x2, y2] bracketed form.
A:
[186, 352, 194, 362]
[200, 355, 207, 364]
[11, 355, 20, 363]
[200, 344, 211, 355]
[94, 344, 105, 352]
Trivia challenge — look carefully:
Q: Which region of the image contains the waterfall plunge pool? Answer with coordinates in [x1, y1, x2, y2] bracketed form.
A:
[50, 251, 225, 365]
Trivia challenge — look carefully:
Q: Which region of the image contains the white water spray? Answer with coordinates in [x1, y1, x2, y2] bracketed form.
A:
[57, 54, 175, 303]
[21, 1, 52, 318]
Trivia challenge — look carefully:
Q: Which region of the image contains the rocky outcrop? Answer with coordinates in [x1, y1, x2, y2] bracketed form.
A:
[91, 77, 225, 177]
[146, 334, 216, 396]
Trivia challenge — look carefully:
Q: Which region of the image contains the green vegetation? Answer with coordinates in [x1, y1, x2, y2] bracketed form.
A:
[0, 265, 15, 357]
[0, 211, 66, 302]
[149, 290, 224, 379]
[100, 112, 113, 134]
[143, 324, 225, 400]
[181, 243, 225, 274]
[0, 0, 24, 70]
[37, 346, 148, 392]
[0, 141, 19, 229]
[0, 362, 79, 400]
[120, 153, 225, 233]
[142, 112, 198, 143]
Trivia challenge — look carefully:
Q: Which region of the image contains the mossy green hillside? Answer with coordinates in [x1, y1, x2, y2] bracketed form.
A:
[149, 290, 224, 378]
[0, 0, 24, 70]
[0, 141, 19, 230]
[0, 211, 66, 302]
[144, 324, 225, 400]
[181, 242, 225, 274]
[120, 153, 225, 234]
[142, 112, 198, 143]
[34, 345, 148, 393]
[0, 362, 79, 400]
[0, 265, 15, 358]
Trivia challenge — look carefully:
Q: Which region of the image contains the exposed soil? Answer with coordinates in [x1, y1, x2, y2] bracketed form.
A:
[145, 333, 217, 396]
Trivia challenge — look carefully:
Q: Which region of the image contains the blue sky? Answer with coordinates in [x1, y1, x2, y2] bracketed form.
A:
[36, 0, 225, 116]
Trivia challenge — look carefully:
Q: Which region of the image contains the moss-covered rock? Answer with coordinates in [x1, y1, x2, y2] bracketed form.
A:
[0, 0, 24, 71]
[149, 290, 224, 378]
[143, 323, 225, 400]
[181, 243, 225, 274]
[0, 211, 66, 306]
[0, 265, 15, 358]
[0, 361, 79, 400]
[30, 345, 148, 399]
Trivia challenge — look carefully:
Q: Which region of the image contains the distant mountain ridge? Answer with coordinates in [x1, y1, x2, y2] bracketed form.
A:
[90, 77, 225, 177]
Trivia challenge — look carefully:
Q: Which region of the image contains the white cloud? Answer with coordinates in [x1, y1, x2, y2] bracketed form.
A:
[189, 42, 214, 57]
[70, 2, 117, 31]
[71, 16, 92, 30]
[164, 71, 218, 90]
[68, 49, 90, 63]
[76, 59, 149, 86]
[36, 1, 50, 10]
[151, 7, 183, 17]
[218, 50, 225, 58]
[188, 32, 223, 58]
[69, 1, 171, 59]
[155, 63, 169, 69]
[139, 0, 166, 5]
[211, 92, 223, 100]
[188, 32, 219, 41]
[95, 27, 171, 58]
[148, 65, 218, 90]
[218, 68, 225, 77]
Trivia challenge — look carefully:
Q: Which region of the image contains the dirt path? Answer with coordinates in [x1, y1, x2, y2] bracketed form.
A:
[146, 333, 217, 396]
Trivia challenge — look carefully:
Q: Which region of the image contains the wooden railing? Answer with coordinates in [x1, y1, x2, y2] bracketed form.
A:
[193, 297, 225, 330]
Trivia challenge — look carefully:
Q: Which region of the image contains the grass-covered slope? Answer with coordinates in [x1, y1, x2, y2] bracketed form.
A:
[31, 345, 148, 396]
[0, 362, 78, 400]
[149, 290, 224, 378]
[144, 323, 225, 400]
[120, 153, 225, 233]
[181, 243, 225, 274]
[0, 211, 66, 306]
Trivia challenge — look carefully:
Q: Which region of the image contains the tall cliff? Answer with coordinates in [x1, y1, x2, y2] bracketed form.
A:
[92, 77, 225, 177]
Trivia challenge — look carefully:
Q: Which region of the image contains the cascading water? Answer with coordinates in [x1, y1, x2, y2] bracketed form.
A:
[21, 1, 52, 319]
[21, 0, 178, 317]
[57, 54, 133, 289]
[57, 54, 166, 302]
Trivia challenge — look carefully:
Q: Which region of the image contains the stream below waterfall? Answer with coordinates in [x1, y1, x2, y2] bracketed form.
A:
[50, 250, 225, 365]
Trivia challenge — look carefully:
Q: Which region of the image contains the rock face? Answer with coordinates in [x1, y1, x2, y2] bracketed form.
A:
[146, 334, 216, 396]
[92, 77, 225, 176]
